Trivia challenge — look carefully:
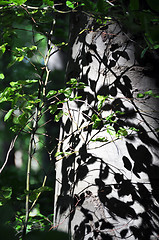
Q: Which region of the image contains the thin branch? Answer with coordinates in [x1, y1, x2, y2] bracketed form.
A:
[22, 109, 38, 239]
[29, 175, 47, 213]
[0, 135, 18, 174]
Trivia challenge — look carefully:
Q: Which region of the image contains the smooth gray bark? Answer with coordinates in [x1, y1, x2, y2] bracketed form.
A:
[54, 13, 159, 240]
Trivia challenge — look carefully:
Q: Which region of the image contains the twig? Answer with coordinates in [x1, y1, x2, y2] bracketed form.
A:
[22, 109, 39, 239]
[0, 135, 18, 174]
[29, 175, 47, 213]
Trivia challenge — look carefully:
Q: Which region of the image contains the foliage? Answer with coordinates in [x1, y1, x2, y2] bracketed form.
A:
[66, 0, 159, 56]
[0, 0, 159, 239]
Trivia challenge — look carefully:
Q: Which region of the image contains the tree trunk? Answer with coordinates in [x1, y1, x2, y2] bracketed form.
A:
[54, 12, 159, 240]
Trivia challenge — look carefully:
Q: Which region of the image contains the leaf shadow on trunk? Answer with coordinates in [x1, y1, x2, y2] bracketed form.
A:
[54, 13, 159, 240]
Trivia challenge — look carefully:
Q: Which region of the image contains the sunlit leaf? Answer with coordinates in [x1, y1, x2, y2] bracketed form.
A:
[4, 109, 14, 122]
[137, 93, 145, 98]
[91, 137, 108, 142]
[0, 73, 5, 79]
[66, 0, 74, 9]
[64, 88, 72, 98]
[54, 152, 63, 157]
[16, 55, 24, 62]
[117, 127, 128, 137]
[0, 1, 12, 5]
[107, 125, 115, 135]
[129, 127, 139, 132]
[55, 151, 71, 157]
[92, 113, 102, 129]
[10, 80, 38, 86]
[54, 110, 63, 122]
[67, 78, 77, 85]
[46, 90, 57, 98]
[0, 43, 8, 56]
[10, 0, 27, 5]
[144, 90, 153, 96]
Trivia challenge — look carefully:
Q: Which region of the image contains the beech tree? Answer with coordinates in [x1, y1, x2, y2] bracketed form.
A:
[54, 4, 159, 240]
[0, 0, 159, 239]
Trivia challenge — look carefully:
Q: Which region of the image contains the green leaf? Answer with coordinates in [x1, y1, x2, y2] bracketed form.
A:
[137, 90, 159, 99]
[97, 95, 106, 101]
[64, 88, 72, 98]
[0, 1, 12, 5]
[66, 78, 85, 89]
[115, 111, 125, 115]
[17, 112, 28, 126]
[129, 127, 139, 132]
[144, 90, 153, 96]
[154, 94, 159, 98]
[137, 93, 145, 98]
[0, 96, 8, 103]
[141, 46, 149, 58]
[92, 114, 101, 129]
[77, 82, 85, 89]
[55, 151, 71, 157]
[10, 80, 38, 87]
[67, 78, 77, 85]
[106, 125, 115, 135]
[28, 99, 41, 104]
[153, 44, 159, 50]
[54, 110, 63, 122]
[144, 90, 159, 98]
[25, 186, 53, 201]
[10, 0, 27, 5]
[92, 114, 99, 122]
[155, 128, 159, 133]
[4, 109, 14, 122]
[0, 43, 8, 56]
[25, 45, 37, 58]
[106, 113, 115, 123]
[91, 137, 108, 142]
[97, 95, 108, 111]
[33, 186, 53, 194]
[58, 89, 65, 94]
[25, 105, 34, 110]
[0, 74, 5, 79]
[66, 0, 74, 9]
[46, 90, 57, 98]
[16, 55, 24, 62]
[54, 152, 63, 157]
[117, 127, 128, 137]
[49, 104, 57, 114]
[7, 59, 17, 68]
[0, 187, 12, 200]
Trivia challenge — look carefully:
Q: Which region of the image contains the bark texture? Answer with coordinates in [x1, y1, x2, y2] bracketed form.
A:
[54, 12, 159, 240]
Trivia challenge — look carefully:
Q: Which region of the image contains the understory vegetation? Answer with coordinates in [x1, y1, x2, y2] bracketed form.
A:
[0, 0, 159, 239]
